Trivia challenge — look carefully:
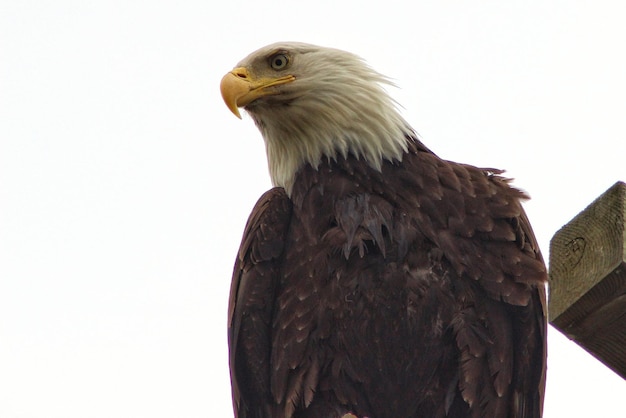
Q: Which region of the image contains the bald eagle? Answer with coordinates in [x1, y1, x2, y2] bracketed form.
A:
[220, 42, 547, 418]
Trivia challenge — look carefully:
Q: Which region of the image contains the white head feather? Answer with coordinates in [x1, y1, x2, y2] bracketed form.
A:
[235, 42, 415, 194]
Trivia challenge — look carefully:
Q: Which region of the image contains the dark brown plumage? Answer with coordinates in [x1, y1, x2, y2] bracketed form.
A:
[229, 139, 546, 418]
[222, 42, 547, 418]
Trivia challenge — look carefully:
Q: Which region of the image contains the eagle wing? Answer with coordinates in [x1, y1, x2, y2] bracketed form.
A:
[228, 188, 292, 418]
[447, 205, 547, 417]
[396, 147, 547, 417]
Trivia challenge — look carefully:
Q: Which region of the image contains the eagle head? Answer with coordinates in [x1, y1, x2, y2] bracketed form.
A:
[220, 42, 414, 194]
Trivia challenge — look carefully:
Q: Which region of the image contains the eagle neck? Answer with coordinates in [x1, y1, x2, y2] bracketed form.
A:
[255, 110, 415, 196]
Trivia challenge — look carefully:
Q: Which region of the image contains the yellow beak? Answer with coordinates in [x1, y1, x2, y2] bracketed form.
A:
[220, 67, 295, 119]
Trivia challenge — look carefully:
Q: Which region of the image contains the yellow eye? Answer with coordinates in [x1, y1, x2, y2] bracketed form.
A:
[269, 53, 289, 70]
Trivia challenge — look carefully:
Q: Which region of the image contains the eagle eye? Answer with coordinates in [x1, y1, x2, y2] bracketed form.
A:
[269, 53, 289, 70]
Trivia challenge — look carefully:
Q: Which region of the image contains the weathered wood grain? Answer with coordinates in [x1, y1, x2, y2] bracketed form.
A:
[549, 181, 626, 379]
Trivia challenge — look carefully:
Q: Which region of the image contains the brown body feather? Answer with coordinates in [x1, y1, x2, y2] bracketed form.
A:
[229, 137, 547, 418]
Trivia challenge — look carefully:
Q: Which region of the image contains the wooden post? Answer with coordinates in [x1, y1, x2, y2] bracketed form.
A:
[549, 181, 626, 379]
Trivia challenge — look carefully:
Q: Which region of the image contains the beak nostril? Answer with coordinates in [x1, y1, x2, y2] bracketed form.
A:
[235, 72, 247, 79]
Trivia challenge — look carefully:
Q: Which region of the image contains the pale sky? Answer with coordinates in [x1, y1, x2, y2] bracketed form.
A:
[1, 1, 625, 417]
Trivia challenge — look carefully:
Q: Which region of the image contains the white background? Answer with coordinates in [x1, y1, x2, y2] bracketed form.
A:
[1, 1, 625, 417]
